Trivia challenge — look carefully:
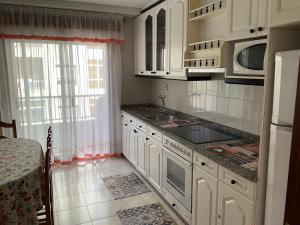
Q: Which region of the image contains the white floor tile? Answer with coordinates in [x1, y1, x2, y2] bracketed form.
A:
[54, 183, 82, 198]
[92, 216, 121, 225]
[84, 189, 113, 205]
[56, 206, 91, 225]
[54, 194, 86, 211]
[88, 202, 117, 221]
[79, 179, 107, 193]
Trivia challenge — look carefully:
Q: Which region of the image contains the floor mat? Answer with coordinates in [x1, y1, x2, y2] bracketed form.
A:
[102, 172, 151, 199]
[117, 203, 178, 225]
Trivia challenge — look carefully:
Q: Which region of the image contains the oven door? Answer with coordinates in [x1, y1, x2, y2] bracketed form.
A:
[163, 147, 192, 212]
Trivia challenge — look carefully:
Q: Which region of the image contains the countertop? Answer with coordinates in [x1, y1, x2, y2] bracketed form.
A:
[121, 104, 260, 182]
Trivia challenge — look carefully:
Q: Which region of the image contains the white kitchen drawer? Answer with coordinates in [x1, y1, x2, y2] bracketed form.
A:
[121, 112, 129, 122]
[218, 166, 257, 201]
[136, 120, 147, 133]
[127, 115, 137, 127]
[193, 152, 219, 178]
[162, 188, 191, 224]
[147, 126, 162, 142]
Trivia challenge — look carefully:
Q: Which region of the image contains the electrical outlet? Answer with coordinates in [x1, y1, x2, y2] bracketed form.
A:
[162, 83, 168, 91]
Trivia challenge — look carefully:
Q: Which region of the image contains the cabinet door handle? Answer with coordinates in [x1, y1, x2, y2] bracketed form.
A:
[130, 120, 133, 122]
[172, 203, 176, 207]
[125, 124, 128, 126]
[141, 71, 144, 74]
[231, 179, 237, 185]
[151, 133, 155, 136]
[139, 125, 142, 128]
[201, 162, 206, 166]
[166, 72, 170, 75]
[134, 130, 137, 133]
[146, 138, 149, 140]
[250, 29, 255, 33]
[258, 27, 263, 32]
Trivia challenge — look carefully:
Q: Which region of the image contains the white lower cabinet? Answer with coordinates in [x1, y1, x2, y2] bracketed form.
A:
[136, 132, 148, 177]
[147, 137, 163, 192]
[122, 122, 129, 159]
[128, 126, 138, 166]
[217, 182, 255, 225]
[192, 165, 218, 225]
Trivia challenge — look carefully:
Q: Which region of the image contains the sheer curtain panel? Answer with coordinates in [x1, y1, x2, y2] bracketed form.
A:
[0, 4, 124, 163]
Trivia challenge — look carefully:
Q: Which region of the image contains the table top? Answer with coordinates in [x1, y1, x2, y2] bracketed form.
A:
[0, 138, 44, 225]
[0, 138, 42, 186]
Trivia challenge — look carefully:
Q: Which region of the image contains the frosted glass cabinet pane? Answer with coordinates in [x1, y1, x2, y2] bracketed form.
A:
[145, 15, 153, 71]
[156, 9, 166, 72]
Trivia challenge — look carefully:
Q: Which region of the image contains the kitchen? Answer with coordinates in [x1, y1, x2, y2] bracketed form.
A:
[0, 0, 299, 225]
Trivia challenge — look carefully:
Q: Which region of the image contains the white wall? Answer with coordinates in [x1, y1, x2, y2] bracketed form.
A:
[121, 18, 153, 105]
[151, 78, 263, 135]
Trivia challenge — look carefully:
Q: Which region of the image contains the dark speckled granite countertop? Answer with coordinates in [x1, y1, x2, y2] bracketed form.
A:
[121, 104, 260, 182]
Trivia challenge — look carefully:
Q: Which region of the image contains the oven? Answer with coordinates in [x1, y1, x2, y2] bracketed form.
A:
[162, 144, 192, 212]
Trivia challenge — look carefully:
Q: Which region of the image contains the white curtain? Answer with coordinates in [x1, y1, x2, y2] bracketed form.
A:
[4, 39, 122, 162]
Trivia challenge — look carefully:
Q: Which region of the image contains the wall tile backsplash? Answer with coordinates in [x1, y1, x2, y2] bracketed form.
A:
[152, 79, 263, 135]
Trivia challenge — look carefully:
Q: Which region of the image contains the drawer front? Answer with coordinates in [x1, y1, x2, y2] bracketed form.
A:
[121, 112, 129, 122]
[219, 166, 256, 200]
[127, 115, 137, 126]
[136, 120, 147, 133]
[147, 126, 162, 142]
[193, 152, 219, 177]
[162, 188, 191, 224]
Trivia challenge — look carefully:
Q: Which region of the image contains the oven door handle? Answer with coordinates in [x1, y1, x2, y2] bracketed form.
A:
[163, 147, 192, 166]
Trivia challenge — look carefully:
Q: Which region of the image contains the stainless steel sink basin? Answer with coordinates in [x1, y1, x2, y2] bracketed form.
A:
[146, 114, 176, 121]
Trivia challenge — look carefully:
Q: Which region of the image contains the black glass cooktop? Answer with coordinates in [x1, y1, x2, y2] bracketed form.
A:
[168, 124, 240, 144]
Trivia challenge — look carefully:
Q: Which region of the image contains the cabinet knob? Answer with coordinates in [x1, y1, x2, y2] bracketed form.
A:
[201, 162, 206, 166]
[139, 125, 142, 128]
[166, 72, 170, 75]
[231, 179, 237, 185]
[218, 214, 221, 219]
[258, 27, 263, 31]
[250, 29, 255, 33]
[125, 124, 128, 126]
[152, 133, 155, 136]
[134, 129, 137, 133]
[141, 71, 144, 74]
[172, 203, 176, 207]
[146, 138, 149, 141]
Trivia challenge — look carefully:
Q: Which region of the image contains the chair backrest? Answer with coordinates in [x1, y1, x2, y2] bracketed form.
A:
[44, 126, 54, 225]
[0, 120, 17, 139]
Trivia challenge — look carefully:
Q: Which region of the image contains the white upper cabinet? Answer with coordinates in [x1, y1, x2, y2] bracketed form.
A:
[270, 0, 300, 27]
[133, 0, 187, 77]
[217, 183, 255, 225]
[192, 165, 218, 225]
[226, 0, 269, 40]
[134, 14, 146, 75]
[167, 0, 187, 77]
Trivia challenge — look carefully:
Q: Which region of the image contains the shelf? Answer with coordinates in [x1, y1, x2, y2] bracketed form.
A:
[188, 67, 226, 73]
[188, 39, 224, 53]
[189, 0, 226, 22]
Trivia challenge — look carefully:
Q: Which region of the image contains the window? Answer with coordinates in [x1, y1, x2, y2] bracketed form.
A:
[12, 40, 107, 126]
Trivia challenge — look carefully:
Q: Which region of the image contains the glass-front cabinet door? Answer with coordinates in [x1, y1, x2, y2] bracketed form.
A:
[145, 14, 153, 75]
[156, 7, 167, 75]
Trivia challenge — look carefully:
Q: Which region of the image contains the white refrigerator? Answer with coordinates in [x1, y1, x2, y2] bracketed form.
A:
[265, 50, 300, 225]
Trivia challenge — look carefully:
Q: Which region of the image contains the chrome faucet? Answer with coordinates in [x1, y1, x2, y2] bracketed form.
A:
[158, 94, 166, 113]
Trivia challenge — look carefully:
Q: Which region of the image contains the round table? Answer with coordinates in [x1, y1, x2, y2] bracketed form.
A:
[0, 138, 44, 225]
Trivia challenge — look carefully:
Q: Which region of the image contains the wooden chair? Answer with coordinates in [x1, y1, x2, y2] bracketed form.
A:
[37, 127, 54, 225]
[0, 120, 17, 139]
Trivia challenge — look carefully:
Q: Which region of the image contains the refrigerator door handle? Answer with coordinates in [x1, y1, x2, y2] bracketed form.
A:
[271, 122, 293, 128]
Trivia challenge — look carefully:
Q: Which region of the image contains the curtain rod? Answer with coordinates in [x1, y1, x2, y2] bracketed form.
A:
[0, 0, 140, 16]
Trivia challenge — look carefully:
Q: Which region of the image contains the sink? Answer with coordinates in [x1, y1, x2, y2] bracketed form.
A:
[146, 114, 176, 121]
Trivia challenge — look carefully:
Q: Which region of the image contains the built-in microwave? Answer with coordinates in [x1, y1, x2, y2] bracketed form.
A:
[232, 39, 267, 77]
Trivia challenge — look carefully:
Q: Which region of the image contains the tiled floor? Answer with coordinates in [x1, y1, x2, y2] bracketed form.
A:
[52, 157, 185, 225]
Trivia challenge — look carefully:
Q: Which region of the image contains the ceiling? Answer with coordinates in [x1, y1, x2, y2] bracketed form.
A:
[63, 0, 153, 9]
